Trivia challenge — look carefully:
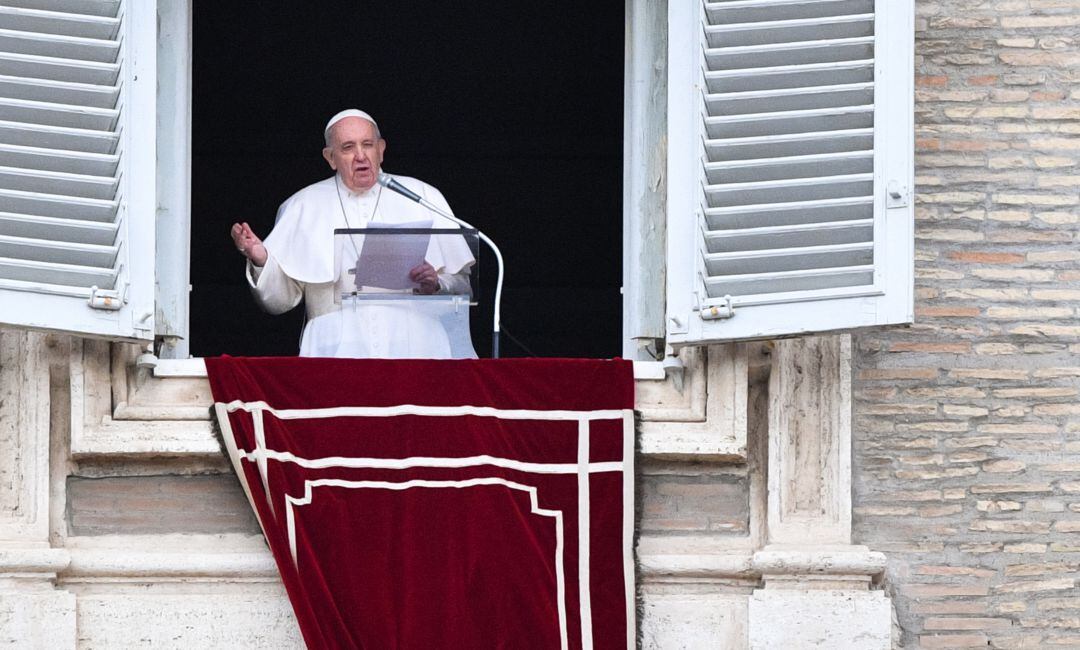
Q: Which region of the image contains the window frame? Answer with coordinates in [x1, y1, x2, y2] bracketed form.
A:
[154, 0, 193, 358]
[78, 0, 749, 464]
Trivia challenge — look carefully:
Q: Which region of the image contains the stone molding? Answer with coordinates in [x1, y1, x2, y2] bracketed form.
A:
[63, 549, 278, 582]
[638, 539, 886, 588]
[639, 344, 751, 460]
[0, 534, 884, 591]
[69, 340, 217, 457]
[0, 331, 50, 541]
[0, 331, 76, 647]
[0, 547, 70, 578]
[752, 547, 887, 579]
[70, 341, 753, 460]
[57, 535, 277, 583]
[640, 549, 757, 583]
[766, 335, 853, 546]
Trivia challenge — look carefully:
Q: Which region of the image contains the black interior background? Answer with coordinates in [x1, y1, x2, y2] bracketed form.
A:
[190, 2, 623, 358]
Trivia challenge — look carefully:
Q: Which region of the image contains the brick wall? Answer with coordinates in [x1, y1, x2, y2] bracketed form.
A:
[67, 476, 259, 536]
[853, 2, 1080, 648]
[639, 461, 751, 536]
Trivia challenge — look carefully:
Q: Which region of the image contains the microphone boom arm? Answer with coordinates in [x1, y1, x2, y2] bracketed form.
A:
[378, 173, 505, 358]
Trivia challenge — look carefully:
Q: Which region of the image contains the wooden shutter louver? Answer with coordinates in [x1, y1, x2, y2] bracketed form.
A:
[0, 0, 156, 340]
[704, 0, 875, 300]
[666, 0, 913, 344]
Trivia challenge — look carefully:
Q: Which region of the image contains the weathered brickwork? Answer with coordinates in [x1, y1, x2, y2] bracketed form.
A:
[67, 475, 259, 536]
[853, 2, 1080, 648]
[639, 460, 751, 536]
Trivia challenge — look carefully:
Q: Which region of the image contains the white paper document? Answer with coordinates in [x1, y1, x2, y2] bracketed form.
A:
[352, 220, 433, 291]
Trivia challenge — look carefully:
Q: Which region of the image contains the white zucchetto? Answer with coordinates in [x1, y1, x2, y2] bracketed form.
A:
[324, 109, 379, 139]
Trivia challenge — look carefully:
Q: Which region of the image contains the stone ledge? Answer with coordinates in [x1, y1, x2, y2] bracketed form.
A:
[640, 551, 756, 581]
[752, 546, 887, 577]
[0, 547, 70, 575]
[59, 535, 277, 582]
[45, 536, 885, 588]
[154, 358, 673, 381]
[70, 419, 220, 458]
[638, 538, 887, 586]
[76, 346, 751, 460]
[63, 549, 278, 581]
[638, 433, 747, 461]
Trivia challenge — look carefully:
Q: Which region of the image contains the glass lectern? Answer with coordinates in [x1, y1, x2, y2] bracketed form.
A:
[333, 226, 480, 359]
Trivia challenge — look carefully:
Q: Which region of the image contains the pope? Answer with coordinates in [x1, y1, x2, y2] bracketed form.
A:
[229, 109, 475, 358]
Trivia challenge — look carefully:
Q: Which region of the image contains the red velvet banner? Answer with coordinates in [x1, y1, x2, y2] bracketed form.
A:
[206, 357, 635, 649]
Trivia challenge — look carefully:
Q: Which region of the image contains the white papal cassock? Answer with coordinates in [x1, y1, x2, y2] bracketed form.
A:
[246, 173, 476, 359]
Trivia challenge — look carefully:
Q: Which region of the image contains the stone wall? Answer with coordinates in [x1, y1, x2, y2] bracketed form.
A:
[854, 2, 1080, 648]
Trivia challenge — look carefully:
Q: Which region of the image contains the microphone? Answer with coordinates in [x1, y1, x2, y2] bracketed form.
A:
[376, 171, 506, 358]
[377, 172, 422, 204]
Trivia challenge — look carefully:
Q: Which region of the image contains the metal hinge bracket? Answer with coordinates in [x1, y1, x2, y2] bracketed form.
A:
[700, 295, 735, 320]
[88, 283, 127, 311]
[887, 180, 910, 208]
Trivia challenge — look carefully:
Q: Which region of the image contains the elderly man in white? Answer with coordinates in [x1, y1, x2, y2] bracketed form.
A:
[230, 109, 475, 359]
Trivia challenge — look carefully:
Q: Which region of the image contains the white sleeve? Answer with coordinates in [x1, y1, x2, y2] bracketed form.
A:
[437, 268, 472, 297]
[246, 254, 304, 315]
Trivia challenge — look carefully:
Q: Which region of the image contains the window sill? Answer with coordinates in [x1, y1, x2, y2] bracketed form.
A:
[153, 358, 669, 380]
[71, 343, 747, 461]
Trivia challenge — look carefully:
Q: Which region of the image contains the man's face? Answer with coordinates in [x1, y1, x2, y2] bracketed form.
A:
[322, 117, 386, 192]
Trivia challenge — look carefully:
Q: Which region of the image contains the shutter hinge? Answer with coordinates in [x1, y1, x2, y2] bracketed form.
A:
[700, 295, 734, 320]
[88, 283, 127, 311]
[887, 180, 910, 208]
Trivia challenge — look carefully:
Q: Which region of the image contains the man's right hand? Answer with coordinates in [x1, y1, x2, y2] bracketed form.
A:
[230, 222, 268, 267]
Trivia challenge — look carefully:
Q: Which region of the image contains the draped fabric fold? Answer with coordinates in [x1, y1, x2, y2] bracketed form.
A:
[207, 356, 635, 649]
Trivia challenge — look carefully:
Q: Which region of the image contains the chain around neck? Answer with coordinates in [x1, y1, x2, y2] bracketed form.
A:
[334, 173, 383, 267]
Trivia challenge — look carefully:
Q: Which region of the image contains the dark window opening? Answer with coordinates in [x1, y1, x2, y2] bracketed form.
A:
[191, 3, 623, 358]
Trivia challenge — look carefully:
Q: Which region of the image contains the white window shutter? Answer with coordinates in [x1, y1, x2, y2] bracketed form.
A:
[0, 0, 156, 341]
[666, 0, 913, 345]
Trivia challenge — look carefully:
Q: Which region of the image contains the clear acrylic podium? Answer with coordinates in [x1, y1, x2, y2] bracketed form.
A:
[332, 227, 480, 359]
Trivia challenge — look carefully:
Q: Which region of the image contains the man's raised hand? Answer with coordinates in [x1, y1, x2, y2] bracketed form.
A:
[230, 222, 268, 267]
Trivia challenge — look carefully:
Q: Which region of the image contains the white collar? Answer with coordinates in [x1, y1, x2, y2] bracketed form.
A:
[336, 175, 380, 200]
